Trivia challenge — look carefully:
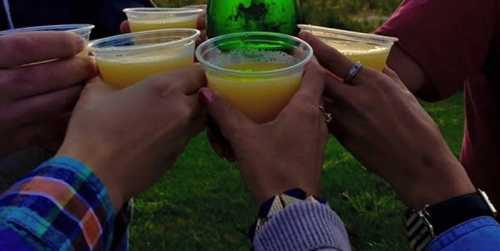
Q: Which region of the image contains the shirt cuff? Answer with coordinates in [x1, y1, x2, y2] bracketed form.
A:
[0, 156, 117, 250]
[427, 216, 500, 251]
[253, 201, 352, 251]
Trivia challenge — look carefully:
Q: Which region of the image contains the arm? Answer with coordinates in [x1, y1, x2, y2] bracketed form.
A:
[203, 62, 353, 250]
[377, 0, 497, 101]
[0, 66, 206, 250]
[0, 157, 117, 250]
[301, 32, 499, 251]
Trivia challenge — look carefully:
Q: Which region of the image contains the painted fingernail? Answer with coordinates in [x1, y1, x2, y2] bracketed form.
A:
[199, 88, 215, 104]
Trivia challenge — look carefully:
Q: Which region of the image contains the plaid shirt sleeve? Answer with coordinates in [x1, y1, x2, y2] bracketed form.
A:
[0, 156, 127, 251]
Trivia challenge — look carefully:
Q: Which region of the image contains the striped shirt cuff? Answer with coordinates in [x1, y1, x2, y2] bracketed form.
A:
[0, 156, 116, 250]
[253, 201, 352, 251]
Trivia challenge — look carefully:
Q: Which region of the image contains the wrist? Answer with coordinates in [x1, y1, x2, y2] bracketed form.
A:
[402, 157, 475, 209]
[56, 142, 127, 209]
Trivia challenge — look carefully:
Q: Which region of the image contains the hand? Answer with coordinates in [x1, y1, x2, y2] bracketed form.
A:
[0, 32, 97, 157]
[201, 62, 328, 204]
[300, 32, 475, 209]
[56, 66, 206, 208]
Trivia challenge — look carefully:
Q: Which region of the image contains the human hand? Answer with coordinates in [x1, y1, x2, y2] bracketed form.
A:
[56, 66, 206, 208]
[300, 32, 475, 209]
[0, 32, 97, 157]
[201, 62, 328, 205]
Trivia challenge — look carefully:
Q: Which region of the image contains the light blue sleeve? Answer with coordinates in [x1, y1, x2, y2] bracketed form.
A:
[253, 201, 352, 251]
[427, 216, 500, 251]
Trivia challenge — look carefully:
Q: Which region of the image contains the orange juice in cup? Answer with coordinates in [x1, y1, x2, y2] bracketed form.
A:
[298, 24, 398, 71]
[89, 28, 200, 89]
[196, 32, 313, 123]
[124, 8, 203, 32]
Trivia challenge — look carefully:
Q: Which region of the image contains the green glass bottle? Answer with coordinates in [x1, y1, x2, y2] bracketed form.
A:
[207, 0, 301, 38]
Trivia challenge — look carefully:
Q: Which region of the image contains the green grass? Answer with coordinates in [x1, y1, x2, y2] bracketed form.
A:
[131, 1, 464, 250]
[131, 94, 465, 251]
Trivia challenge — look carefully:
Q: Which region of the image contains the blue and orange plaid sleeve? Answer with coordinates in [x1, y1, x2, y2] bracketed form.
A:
[0, 156, 122, 251]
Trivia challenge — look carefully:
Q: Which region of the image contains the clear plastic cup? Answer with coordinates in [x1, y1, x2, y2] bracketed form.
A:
[185, 4, 207, 11]
[298, 24, 398, 71]
[123, 8, 204, 32]
[89, 28, 200, 89]
[196, 32, 313, 123]
[0, 24, 95, 40]
[0, 24, 95, 60]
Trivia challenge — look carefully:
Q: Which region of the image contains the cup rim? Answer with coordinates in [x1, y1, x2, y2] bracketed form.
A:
[0, 24, 95, 35]
[298, 24, 398, 45]
[196, 32, 314, 78]
[89, 28, 200, 54]
[123, 7, 204, 16]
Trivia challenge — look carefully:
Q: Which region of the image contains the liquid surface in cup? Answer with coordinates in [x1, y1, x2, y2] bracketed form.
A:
[322, 39, 390, 71]
[206, 63, 302, 123]
[129, 16, 198, 32]
[97, 45, 194, 88]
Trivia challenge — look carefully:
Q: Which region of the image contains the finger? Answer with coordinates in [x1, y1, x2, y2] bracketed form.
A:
[0, 32, 85, 68]
[288, 61, 325, 107]
[200, 88, 254, 136]
[299, 32, 354, 79]
[197, 13, 206, 31]
[1, 56, 97, 101]
[146, 65, 206, 96]
[323, 69, 355, 102]
[299, 32, 377, 85]
[0, 85, 83, 130]
[120, 20, 131, 33]
[78, 77, 116, 104]
[207, 123, 236, 161]
[383, 66, 403, 83]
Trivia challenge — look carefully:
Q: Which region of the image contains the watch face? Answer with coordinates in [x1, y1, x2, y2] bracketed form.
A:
[406, 211, 434, 251]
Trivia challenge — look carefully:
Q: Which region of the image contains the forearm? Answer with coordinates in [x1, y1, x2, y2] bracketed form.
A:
[253, 201, 352, 251]
[0, 157, 119, 250]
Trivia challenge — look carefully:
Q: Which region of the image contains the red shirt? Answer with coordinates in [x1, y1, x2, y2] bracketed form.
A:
[377, 0, 500, 202]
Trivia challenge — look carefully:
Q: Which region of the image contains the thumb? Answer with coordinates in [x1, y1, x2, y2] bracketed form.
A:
[199, 88, 254, 136]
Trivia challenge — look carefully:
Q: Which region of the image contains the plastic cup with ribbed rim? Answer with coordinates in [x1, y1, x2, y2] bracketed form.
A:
[124, 7, 203, 32]
[184, 4, 207, 11]
[196, 32, 313, 123]
[298, 24, 398, 71]
[0, 24, 95, 60]
[89, 28, 200, 89]
[0, 24, 95, 40]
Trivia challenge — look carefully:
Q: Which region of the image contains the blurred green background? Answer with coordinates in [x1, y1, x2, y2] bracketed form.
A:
[130, 1, 465, 251]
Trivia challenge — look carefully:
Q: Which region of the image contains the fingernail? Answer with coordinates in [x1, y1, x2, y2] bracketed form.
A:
[199, 88, 215, 105]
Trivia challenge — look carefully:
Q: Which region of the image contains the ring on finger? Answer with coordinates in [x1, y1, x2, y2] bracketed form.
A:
[319, 106, 333, 124]
[344, 62, 363, 84]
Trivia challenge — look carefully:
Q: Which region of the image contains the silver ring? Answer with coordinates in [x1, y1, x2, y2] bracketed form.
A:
[319, 106, 333, 124]
[344, 62, 363, 84]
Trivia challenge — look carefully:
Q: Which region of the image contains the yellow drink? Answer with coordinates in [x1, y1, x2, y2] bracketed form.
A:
[97, 50, 193, 88]
[97, 46, 194, 89]
[90, 29, 200, 89]
[323, 40, 390, 71]
[129, 17, 198, 32]
[207, 63, 302, 123]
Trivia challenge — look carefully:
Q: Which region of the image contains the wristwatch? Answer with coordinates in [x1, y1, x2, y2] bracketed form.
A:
[406, 189, 497, 251]
[248, 188, 326, 241]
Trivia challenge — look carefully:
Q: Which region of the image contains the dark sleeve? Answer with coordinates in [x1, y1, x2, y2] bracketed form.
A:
[376, 0, 497, 100]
